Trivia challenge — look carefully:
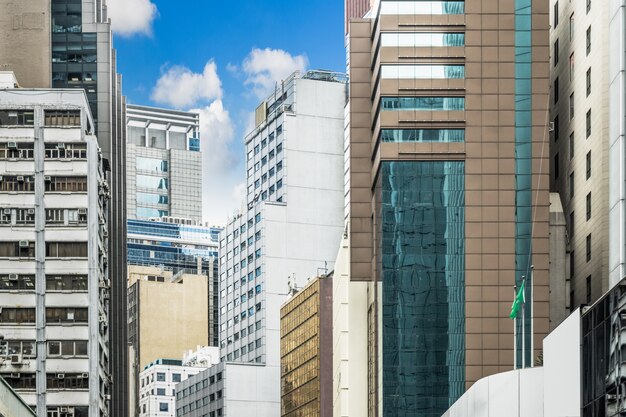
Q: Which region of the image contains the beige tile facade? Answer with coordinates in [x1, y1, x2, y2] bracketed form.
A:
[347, 0, 550, 403]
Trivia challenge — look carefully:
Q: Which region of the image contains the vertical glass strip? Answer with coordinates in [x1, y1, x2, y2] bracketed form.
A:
[514, 0, 533, 368]
[380, 161, 465, 417]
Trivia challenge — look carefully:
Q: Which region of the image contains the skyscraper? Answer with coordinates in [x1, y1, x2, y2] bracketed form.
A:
[338, 1, 551, 416]
[549, 0, 610, 312]
[126, 105, 202, 221]
[0, 77, 111, 417]
[0, 2, 129, 413]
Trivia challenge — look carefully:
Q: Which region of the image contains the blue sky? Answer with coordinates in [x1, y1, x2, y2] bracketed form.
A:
[109, 0, 345, 225]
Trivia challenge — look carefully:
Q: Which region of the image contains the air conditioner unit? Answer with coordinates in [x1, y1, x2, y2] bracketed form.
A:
[102, 230, 108, 238]
[78, 208, 87, 215]
[104, 394, 111, 401]
[44, 176, 51, 182]
[57, 373, 65, 379]
[19, 240, 29, 247]
[9, 373, 20, 378]
[57, 143, 65, 149]
[7, 142, 17, 149]
[81, 373, 89, 378]
[99, 315, 107, 323]
[8, 274, 18, 281]
[99, 218, 105, 225]
[59, 407, 69, 413]
[3, 209, 11, 215]
[27, 208, 34, 215]
[102, 292, 110, 300]
[10, 354, 23, 365]
[16, 176, 24, 182]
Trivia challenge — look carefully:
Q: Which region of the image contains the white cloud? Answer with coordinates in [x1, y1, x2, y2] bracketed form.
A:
[190, 101, 242, 226]
[151, 61, 222, 109]
[107, 0, 158, 37]
[242, 48, 308, 98]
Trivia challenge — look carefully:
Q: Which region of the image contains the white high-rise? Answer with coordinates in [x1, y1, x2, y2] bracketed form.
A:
[175, 70, 347, 417]
[0, 73, 110, 417]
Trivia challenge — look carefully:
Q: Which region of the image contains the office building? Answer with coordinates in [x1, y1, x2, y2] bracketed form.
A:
[345, 0, 371, 32]
[0, 77, 110, 417]
[280, 274, 333, 417]
[0, 3, 128, 412]
[216, 70, 346, 415]
[138, 349, 219, 417]
[549, 0, 610, 312]
[175, 362, 278, 417]
[126, 105, 202, 221]
[338, 1, 551, 416]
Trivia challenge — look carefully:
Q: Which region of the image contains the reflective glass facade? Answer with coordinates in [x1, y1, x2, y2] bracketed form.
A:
[381, 129, 465, 143]
[127, 219, 220, 274]
[381, 33, 465, 47]
[514, 0, 533, 368]
[379, 161, 465, 417]
[382, 97, 465, 111]
[380, 1, 465, 15]
[381, 65, 465, 79]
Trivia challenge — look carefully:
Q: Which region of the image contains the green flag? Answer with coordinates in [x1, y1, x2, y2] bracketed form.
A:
[510, 280, 526, 319]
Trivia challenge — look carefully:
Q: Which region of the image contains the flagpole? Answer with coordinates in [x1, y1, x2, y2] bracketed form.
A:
[513, 283, 517, 369]
[530, 265, 534, 368]
[522, 276, 526, 369]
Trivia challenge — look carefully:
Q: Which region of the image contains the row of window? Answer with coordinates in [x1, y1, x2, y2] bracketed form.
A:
[221, 320, 263, 351]
[380, 65, 464, 79]
[0, 274, 88, 291]
[249, 125, 282, 160]
[379, 1, 465, 15]
[2, 373, 89, 390]
[1, 339, 91, 358]
[0, 110, 81, 127]
[0, 241, 88, 258]
[0, 307, 88, 324]
[176, 372, 222, 401]
[0, 176, 88, 193]
[0, 208, 88, 227]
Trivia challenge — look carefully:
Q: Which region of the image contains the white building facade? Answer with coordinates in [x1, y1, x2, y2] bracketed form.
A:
[0, 78, 110, 417]
[217, 70, 347, 415]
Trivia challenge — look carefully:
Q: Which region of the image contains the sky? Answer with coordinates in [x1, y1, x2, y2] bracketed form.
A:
[107, 0, 345, 226]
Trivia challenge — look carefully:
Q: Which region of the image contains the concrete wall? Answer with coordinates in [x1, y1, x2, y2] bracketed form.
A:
[550, 193, 569, 329]
[0, 0, 51, 88]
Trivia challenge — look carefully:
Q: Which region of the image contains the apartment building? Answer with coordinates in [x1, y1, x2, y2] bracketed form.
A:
[0, 74, 110, 417]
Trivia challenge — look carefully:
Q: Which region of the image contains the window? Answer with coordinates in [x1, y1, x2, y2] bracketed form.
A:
[46, 275, 88, 291]
[380, 64, 465, 79]
[569, 53, 575, 80]
[586, 276, 592, 304]
[46, 176, 88, 192]
[45, 308, 88, 323]
[586, 109, 591, 137]
[0, 110, 34, 126]
[44, 110, 80, 126]
[0, 176, 35, 192]
[554, 115, 559, 141]
[554, 153, 559, 180]
[554, 1, 559, 27]
[554, 39, 559, 66]
[570, 287, 576, 312]
[569, 212, 575, 239]
[554, 77, 559, 104]
[0, 274, 35, 291]
[0, 308, 35, 324]
[381, 96, 465, 111]
[0, 340, 35, 358]
[569, 172, 575, 198]
[569, 13, 574, 40]
[46, 373, 89, 390]
[586, 192, 592, 221]
[586, 234, 592, 262]
[586, 26, 591, 55]
[45, 242, 88, 258]
[0, 143, 35, 159]
[159, 403, 168, 412]
[569, 132, 575, 160]
[586, 67, 591, 96]
[569, 92, 574, 119]
[277, 161, 283, 172]
[586, 151, 591, 179]
[587, 0, 591, 14]
[157, 388, 166, 395]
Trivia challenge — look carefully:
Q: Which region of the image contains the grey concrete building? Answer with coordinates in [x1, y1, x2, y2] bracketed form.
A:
[0, 75, 111, 417]
[0, 2, 129, 413]
[126, 105, 202, 221]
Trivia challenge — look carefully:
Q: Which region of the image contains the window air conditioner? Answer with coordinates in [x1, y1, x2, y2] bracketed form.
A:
[7, 142, 17, 149]
[57, 143, 65, 149]
[8, 274, 18, 281]
[78, 208, 87, 215]
[102, 230, 109, 238]
[19, 240, 29, 247]
[3, 209, 11, 215]
[10, 354, 23, 365]
[60, 407, 69, 413]
[44, 176, 51, 182]
[9, 373, 20, 378]
[27, 208, 34, 215]
[57, 373, 65, 379]
[16, 176, 24, 182]
[99, 315, 107, 323]
[99, 218, 105, 225]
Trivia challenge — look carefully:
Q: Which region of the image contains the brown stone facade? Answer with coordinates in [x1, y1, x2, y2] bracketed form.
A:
[346, 0, 550, 397]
